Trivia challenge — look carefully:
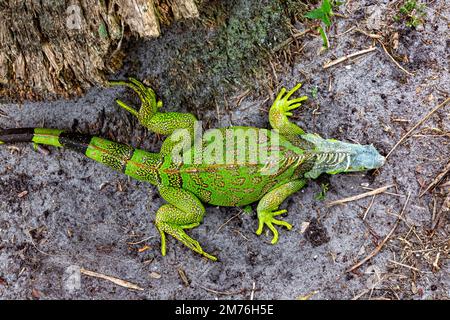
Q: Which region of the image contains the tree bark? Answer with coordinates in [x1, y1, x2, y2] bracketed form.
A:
[0, 0, 199, 101]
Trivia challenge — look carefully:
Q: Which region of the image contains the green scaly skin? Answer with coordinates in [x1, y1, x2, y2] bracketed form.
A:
[0, 78, 385, 261]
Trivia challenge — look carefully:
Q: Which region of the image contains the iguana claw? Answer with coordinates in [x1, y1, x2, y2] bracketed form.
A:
[157, 221, 218, 261]
[269, 83, 308, 136]
[256, 209, 293, 244]
[274, 84, 308, 114]
[109, 77, 163, 119]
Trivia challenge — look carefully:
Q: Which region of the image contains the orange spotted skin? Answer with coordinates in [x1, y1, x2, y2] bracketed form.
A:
[174, 128, 315, 206]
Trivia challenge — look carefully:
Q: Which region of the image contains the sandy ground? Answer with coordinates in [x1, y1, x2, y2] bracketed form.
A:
[0, 1, 449, 299]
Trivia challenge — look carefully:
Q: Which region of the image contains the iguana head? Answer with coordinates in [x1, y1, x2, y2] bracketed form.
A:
[301, 133, 385, 179]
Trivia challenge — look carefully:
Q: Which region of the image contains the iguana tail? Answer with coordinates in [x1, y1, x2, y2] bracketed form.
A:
[0, 128, 156, 178]
[0, 128, 66, 147]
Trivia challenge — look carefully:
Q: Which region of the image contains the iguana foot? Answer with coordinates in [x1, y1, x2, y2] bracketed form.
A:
[274, 83, 308, 115]
[155, 199, 217, 261]
[109, 78, 197, 138]
[255, 179, 306, 244]
[156, 220, 217, 261]
[256, 209, 293, 244]
[109, 77, 162, 119]
[269, 83, 308, 136]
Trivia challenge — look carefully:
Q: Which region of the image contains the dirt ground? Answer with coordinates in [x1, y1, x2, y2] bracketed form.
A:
[0, 0, 449, 300]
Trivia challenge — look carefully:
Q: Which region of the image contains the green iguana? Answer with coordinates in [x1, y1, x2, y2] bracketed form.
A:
[0, 78, 385, 261]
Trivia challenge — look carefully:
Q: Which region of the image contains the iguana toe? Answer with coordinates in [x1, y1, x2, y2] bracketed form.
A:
[256, 209, 293, 244]
[156, 221, 217, 261]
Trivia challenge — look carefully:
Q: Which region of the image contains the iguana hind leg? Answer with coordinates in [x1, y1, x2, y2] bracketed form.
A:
[269, 84, 308, 143]
[155, 185, 217, 261]
[256, 179, 306, 244]
[109, 78, 197, 136]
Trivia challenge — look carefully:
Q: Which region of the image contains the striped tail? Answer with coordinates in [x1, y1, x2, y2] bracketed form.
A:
[0, 128, 162, 184]
[1, 127, 161, 184]
[0, 128, 137, 173]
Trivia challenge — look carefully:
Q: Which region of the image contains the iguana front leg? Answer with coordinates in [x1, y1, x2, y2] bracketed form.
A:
[109, 78, 197, 154]
[256, 179, 306, 244]
[155, 185, 217, 261]
[269, 84, 308, 144]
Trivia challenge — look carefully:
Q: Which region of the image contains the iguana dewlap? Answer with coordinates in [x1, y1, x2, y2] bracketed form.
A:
[0, 79, 385, 261]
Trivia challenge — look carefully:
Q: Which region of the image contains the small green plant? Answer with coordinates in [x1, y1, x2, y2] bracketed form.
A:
[305, 0, 334, 27]
[242, 205, 253, 215]
[304, 0, 343, 48]
[394, 0, 426, 28]
[314, 183, 329, 201]
[310, 86, 319, 99]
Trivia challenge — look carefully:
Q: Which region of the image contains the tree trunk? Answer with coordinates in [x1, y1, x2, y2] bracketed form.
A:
[0, 0, 199, 101]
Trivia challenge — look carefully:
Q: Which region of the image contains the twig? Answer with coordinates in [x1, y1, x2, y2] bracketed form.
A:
[335, 26, 356, 37]
[235, 89, 251, 107]
[386, 97, 450, 159]
[419, 160, 450, 197]
[215, 212, 242, 235]
[362, 195, 376, 220]
[433, 193, 450, 230]
[326, 185, 393, 206]
[323, 47, 377, 69]
[432, 252, 441, 270]
[346, 192, 411, 273]
[127, 235, 155, 245]
[361, 187, 404, 197]
[80, 268, 144, 291]
[334, 13, 347, 18]
[354, 28, 382, 39]
[297, 290, 319, 300]
[27, 230, 51, 256]
[352, 289, 370, 300]
[388, 259, 420, 272]
[250, 281, 256, 300]
[273, 29, 312, 52]
[233, 229, 250, 241]
[412, 133, 450, 138]
[177, 268, 190, 287]
[377, 39, 414, 76]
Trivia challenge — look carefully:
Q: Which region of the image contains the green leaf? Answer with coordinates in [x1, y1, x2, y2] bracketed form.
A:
[305, 8, 326, 20]
[314, 183, 329, 201]
[318, 26, 329, 48]
[305, 0, 334, 27]
[322, 13, 332, 27]
[400, 6, 408, 14]
[242, 205, 253, 215]
[321, 0, 332, 14]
